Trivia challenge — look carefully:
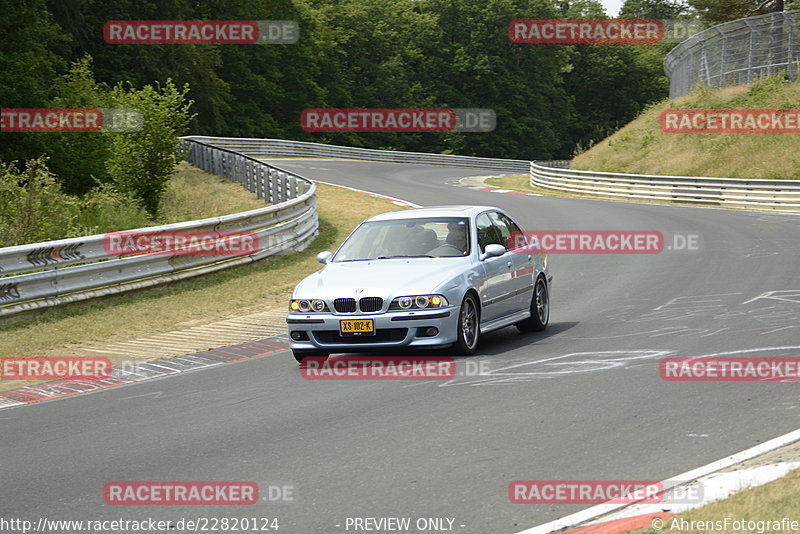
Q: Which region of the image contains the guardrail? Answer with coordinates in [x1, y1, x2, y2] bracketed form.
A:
[530, 162, 800, 211]
[0, 139, 318, 319]
[189, 136, 800, 212]
[184, 136, 532, 173]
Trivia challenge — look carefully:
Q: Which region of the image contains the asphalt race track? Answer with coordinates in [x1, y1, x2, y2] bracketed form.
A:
[3, 160, 800, 533]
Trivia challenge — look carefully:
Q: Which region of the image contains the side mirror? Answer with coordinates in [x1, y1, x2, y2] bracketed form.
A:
[482, 244, 506, 260]
[316, 251, 333, 264]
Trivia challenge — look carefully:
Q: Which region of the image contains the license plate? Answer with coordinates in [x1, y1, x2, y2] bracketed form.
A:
[339, 319, 375, 336]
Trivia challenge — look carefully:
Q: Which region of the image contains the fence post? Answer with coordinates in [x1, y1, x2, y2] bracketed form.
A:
[746, 19, 755, 82]
[787, 12, 796, 81]
[719, 28, 727, 88]
[700, 39, 711, 85]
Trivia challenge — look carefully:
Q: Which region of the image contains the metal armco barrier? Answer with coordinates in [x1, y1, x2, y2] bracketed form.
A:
[187, 136, 800, 212]
[184, 136, 532, 173]
[0, 139, 318, 319]
[530, 162, 800, 212]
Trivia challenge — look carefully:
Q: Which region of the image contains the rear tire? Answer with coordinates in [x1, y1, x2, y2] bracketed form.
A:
[516, 277, 549, 333]
[454, 293, 480, 355]
[293, 349, 329, 364]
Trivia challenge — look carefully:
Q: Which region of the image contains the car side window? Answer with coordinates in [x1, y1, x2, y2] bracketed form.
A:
[491, 212, 525, 250]
[476, 213, 504, 252]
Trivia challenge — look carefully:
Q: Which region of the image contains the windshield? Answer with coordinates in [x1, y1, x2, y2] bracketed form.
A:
[333, 217, 470, 261]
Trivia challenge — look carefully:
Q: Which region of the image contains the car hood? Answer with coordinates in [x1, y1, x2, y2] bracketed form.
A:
[293, 258, 471, 300]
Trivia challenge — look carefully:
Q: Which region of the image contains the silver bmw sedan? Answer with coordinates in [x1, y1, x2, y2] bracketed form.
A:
[286, 205, 551, 362]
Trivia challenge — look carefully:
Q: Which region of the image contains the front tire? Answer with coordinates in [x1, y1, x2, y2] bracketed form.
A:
[293, 349, 329, 364]
[517, 277, 549, 333]
[454, 293, 480, 355]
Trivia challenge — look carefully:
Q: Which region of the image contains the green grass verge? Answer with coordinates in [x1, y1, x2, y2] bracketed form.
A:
[634, 467, 800, 533]
[572, 76, 800, 179]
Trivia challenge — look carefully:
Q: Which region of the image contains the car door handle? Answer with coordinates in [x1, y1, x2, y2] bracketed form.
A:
[507, 261, 512, 268]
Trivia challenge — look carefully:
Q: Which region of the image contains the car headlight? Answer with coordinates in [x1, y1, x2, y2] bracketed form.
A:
[290, 299, 329, 313]
[389, 294, 449, 310]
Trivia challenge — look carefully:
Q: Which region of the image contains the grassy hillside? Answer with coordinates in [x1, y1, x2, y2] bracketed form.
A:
[571, 76, 800, 180]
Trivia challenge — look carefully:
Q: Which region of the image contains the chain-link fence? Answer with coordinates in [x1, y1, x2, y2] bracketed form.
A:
[664, 10, 799, 98]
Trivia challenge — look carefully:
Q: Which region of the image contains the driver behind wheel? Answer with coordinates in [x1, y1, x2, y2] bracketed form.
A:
[426, 221, 468, 256]
[445, 221, 468, 254]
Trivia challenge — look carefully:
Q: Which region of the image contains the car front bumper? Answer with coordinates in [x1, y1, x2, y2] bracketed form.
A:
[286, 307, 460, 352]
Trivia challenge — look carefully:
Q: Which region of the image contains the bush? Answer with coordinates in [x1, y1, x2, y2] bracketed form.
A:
[0, 159, 159, 247]
[73, 183, 153, 236]
[106, 79, 194, 216]
[0, 158, 81, 246]
[15, 57, 195, 215]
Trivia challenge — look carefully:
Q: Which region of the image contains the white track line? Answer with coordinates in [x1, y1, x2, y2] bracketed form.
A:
[515, 426, 800, 534]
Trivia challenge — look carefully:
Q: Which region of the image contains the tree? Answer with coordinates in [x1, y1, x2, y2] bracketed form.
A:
[45, 0, 229, 134]
[44, 56, 113, 195]
[106, 79, 194, 215]
[0, 0, 65, 164]
[687, 0, 787, 26]
[619, 0, 690, 19]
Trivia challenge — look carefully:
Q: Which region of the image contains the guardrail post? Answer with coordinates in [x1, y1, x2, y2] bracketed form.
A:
[255, 165, 263, 200]
[245, 160, 252, 192]
[277, 172, 286, 203]
[270, 169, 278, 203]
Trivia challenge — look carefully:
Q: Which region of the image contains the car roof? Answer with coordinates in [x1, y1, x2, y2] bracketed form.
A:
[366, 205, 500, 222]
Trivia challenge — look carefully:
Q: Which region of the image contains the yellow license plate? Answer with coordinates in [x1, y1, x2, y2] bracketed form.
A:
[339, 319, 375, 336]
